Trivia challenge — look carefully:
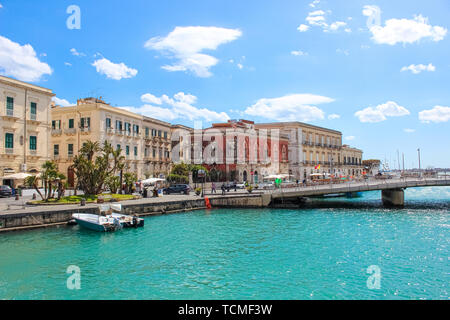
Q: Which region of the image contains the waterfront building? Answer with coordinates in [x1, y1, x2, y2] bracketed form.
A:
[51, 98, 173, 186]
[0, 76, 55, 187]
[171, 120, 290, 183]
[142, 116, 172, 178]
[255, 121, 365, 180]
[341, 145, 364, 177]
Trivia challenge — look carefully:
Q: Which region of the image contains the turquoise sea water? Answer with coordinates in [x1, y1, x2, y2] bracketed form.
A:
[0, 187, 449, 300]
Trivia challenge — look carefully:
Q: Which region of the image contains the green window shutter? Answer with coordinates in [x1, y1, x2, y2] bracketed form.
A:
[134, 147, 138, 156]
[54, 144, 59, 155]
[126, 146, 130, 155]
[5, 133, 14, 149]
[6, 97, 13, 116]
[68, 144, 73, 155]
[29, 136, 37, 150]
[69, 119, 74, 129]
[30, 102, 37, 115]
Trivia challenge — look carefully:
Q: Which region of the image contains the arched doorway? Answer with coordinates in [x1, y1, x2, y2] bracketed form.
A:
[68, 167, 75, 188]
[254, 171, 258, 184]
[243, 170, 248, 182]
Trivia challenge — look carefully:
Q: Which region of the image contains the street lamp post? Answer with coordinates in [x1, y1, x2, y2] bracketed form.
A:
[417, 148, 422, 176]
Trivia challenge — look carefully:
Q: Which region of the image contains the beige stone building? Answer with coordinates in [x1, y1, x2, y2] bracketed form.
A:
[142, 116, 172, 179]
[51, 98, 172, 186]
[0, 76, 54, 187]
[256, 122, 364, 180]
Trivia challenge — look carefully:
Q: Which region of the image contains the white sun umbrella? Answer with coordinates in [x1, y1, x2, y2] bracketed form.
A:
[142, 178, 165, 185]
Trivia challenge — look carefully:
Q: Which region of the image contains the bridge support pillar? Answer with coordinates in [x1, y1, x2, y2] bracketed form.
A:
[382, 189, 405, 207]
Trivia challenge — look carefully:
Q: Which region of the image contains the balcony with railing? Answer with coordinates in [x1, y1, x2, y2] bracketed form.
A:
[64, 128, 77, 136]
[2, 109, 18, 121]
[80, 127, 91, 135]
[51, 129, 62, 136]
[1, 148, 18, 158]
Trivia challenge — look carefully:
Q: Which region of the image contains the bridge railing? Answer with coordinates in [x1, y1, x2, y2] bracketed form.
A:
[263, 174, 449, 196]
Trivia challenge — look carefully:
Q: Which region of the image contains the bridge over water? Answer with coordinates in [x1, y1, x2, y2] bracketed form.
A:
[263, 177, 450, 206]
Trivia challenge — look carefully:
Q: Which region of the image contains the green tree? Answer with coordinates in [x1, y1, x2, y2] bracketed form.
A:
[24, 175, 44, 201]
[72, 140, 125, 195]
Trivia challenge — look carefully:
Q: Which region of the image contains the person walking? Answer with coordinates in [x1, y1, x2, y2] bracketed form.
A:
[221, 184, 226, 195]
[212, 182, 216, 194]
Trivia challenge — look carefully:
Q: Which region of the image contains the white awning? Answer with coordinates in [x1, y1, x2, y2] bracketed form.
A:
[1, 172, 33, 180]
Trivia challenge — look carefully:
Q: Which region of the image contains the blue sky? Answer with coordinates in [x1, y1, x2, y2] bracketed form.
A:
[0, 0, 449, 168]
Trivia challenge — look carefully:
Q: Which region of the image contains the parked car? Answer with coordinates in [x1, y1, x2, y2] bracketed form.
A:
[236, 183, 246, 189]
[0, 185, 13, 197]
[163, 184, 191, 195]
[258, 182, 275, 190]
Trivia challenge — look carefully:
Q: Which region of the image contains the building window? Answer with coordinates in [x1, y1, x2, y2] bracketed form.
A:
[126, 146, 130, 155]
[54, 144, 59, 156]
[125, 122, 131, 133]
[30, 102, 37, 120]
[164, 131, 168, 139]
[106, 118, 111, 129]
[133, 124, 139, 134]
[80, 117, 90, 128]
[52, 120, 61, 129]
[144, 147, 148, 157]
[153, 148, 156, 158]
[68, 144, 74, 157]
[134, 146, 138, 156]
[6, 97, 14, 116]
[69, 119, 74, 129]
[116, 144, 121, 151]
[29, 136, 37, 151]
[116, 120, 123, 131]
[158, 130, 162, 137]
[145, 127, 149, 137]
[5, 133, 14, 149]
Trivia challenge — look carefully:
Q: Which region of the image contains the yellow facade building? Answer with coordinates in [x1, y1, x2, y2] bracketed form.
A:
[0, 76, 54, 187]
[256, 121, 364, 179]
[51, 98, 172, 186]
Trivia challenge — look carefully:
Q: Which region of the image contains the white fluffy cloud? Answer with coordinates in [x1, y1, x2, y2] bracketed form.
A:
[144, 26, 242, 78]
[52, 97, 73, 107]
[291, 50, 308, 56]
[401, 63, 435, 74]
[92, 58, 137, 80]
[418, 106, 450, 123]
[355, 101, 410, 123]
[297, 24, 310, 32]
[0, 35, 52, 82]
[309, 0, 320, 8]
[244, 94, 334, 122]
[404, 128, 416, 133]
[70, 48, 85, 57]
[300, 9, 351, 33]
[345, 136, 355, 141]
[123, 92, 229, 123]
[369, 15, 447, 45]
[328, 114, 340, 120]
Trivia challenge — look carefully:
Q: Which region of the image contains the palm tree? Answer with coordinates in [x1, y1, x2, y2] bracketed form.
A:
[24, 175, 44, 201]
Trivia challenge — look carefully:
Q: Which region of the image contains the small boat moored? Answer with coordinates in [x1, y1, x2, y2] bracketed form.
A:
[71, 204, 144, 232]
